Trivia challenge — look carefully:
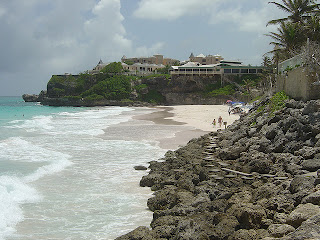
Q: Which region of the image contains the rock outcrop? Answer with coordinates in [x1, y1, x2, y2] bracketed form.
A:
[22, 91, 46, 102]
[116, 98, 320, 240]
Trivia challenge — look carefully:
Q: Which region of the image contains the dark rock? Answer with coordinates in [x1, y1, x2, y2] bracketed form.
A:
[302, 100, 320, 115]
[22, 94, 41, 102]
[268, 224, 295, 238]
[284, 214, 320, 240]
[227, 203, 266, 229]
[301, 190, 320, 205]
[140, 173, 164, 187]
[115, 226, 153, 240]
[248, 159, 272, 174]
[229, 229, 259, 240]
[134, 165, 147, 170]
[301, 158, 320, 171]
[286, 203, 320, 228]
[289, 175, 315, 194]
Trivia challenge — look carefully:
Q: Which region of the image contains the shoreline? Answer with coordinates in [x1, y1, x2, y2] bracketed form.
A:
[131, 105, 240, 149]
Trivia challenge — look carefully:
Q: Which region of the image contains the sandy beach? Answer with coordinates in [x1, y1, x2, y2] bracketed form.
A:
[167, 105, 240, 132]
[133, 104, 240, 149]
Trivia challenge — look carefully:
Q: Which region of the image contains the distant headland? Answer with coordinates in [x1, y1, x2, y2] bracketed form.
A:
[23, 53, 267, 106]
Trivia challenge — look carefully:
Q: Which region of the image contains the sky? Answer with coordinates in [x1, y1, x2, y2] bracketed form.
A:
[0, 0, 283, 96]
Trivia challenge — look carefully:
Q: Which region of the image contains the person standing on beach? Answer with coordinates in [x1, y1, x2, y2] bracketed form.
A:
[218, 116, 223, 128]
[212, 119, 216, 128]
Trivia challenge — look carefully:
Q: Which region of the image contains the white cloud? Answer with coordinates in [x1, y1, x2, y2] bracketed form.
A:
[134, 42, 165, 57]
[134, 0, 281, 34]
[0, 0, 165, 95]
[0, 6, 6, 17]
[133, 0, 218, 20]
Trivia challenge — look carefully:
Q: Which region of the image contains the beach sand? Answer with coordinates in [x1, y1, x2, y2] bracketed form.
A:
[168, 105, 240, 132]
[102, 105, 240, 150]
[134, 105, 240, 149]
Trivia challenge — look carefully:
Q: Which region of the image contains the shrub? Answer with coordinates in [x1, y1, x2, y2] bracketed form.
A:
[84, 94, 104, 101]
[81, 75, 131, 100]
[270, 91, 289, 114]
[141, 90, 164, 104]
[101, 62, 123, 74]
[135, 84, 148, 91]
[207, 85, 235, 97]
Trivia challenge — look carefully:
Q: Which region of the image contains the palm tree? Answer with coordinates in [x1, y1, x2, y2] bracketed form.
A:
[267, 0, 320, 26]
[266, 22, 306, 60]
[305, 15, 320, 42]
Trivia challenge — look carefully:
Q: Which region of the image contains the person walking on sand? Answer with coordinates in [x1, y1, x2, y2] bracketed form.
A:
[218, 116, 223, 128]
[212, 119, 216, 128]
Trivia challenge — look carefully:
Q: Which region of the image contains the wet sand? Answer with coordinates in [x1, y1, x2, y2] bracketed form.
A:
[102, 105, 240, 150]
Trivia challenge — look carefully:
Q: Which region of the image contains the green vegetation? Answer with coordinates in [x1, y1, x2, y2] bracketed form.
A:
[156, 65, 170, 74]
[141, 74, 171, 80]
[266, 0, 320, 61]
[81, 75, 131, 100]
[135, 84, 148, 91]
[101, 62, 124, 74]
[53, 88, 65, 97]
[206, 85, 235, 97]
[141, 90, 164, 104]
[270, 91, 289, 114]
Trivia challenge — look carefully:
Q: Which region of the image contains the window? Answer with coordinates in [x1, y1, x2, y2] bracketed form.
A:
[249, 69, 256, 74]
[224, 69, 231, 73]
[241, 69, 248, 73]
[232, 69, 240, 73]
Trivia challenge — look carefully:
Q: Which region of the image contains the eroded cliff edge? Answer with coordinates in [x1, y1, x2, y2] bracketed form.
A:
[117, 97, 320, 240]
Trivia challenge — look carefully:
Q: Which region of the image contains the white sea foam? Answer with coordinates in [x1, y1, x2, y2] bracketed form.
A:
[0, 176, 41, 240]
[7, 115, 54, 132]
[1, 105, 172, 239]
[0, 137, 70, 163]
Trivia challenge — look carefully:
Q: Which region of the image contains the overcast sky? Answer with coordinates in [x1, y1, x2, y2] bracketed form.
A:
[0, 0, 282, 96]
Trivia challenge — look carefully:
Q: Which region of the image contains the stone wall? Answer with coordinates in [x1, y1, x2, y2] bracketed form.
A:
[277, 67, 320, 100]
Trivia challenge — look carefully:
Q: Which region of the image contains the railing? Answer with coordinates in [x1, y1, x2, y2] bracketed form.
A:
[278, 54, 303, 74]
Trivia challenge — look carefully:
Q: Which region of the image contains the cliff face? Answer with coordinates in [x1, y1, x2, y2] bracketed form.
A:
[117, 97, 320, 240]
[25, 73, 263, 106]
[141, 75, 261, 105]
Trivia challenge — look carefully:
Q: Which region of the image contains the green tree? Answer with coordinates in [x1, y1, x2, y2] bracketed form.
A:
[266, 22, 306, 60]
[267, 0, 320, 26]
[266, 0, 320, 61]
[101, 62, 124, 74]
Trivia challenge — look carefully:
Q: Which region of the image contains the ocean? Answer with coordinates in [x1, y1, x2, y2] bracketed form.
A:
[0, 96, 173, 240]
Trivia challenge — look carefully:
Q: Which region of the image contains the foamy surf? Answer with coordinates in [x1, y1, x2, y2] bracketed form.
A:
[0, 98, 168, 240]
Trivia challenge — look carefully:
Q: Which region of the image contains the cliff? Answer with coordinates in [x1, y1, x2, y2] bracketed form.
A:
[25, 71, 264, 106]
[117, 95, 320, 239]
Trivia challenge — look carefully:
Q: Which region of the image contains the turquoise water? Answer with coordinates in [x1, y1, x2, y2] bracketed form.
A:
[0, 97, 167, 240]
[0, 97, 81, 140]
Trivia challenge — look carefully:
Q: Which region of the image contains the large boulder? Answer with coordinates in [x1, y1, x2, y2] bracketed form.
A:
[287, 203, 320, 228]
[283, 214, 320, 240]
[301, 190, 320, 205]
[289, 175, 315, 194]
[301, 158, 320, 172]
[22, 94, 40, 102]
[227, 203, 267, 229]
[267, 224, 295, 238]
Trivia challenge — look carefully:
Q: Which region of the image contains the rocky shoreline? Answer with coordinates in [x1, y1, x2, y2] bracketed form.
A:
[116, 98, 320, 240]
